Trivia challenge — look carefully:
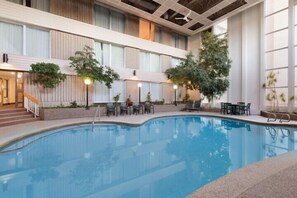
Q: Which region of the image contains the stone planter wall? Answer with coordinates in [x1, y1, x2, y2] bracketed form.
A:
[260, 111, 297, 121]
[39, 104, 185, 120]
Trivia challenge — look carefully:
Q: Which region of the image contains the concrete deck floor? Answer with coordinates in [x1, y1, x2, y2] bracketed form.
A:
[1, 111, 297, 198]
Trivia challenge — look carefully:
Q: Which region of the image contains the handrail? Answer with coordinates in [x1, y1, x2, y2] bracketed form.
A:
[267, 112, 277, 122]
[92, 105, 101, 126]
[24, 92, 40, 118]
[279, 113, 290, 123]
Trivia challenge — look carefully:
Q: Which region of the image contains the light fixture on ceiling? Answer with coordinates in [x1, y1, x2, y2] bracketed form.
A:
[175, 10, 191, 22]
[2, 53, 8, 63]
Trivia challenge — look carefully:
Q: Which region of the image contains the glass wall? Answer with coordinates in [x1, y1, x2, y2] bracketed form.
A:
[26, 27, 50, 58]
[94, 41, 124, 68]
[0, 22, 23, 55]
[264, 0, 289, 107]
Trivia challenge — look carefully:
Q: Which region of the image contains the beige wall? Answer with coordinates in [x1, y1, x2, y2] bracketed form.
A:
[161, 28, 173, 46]
[126, 80, 139, 102]
[125, 14, 139, 37]
[24, 73, 92, 107]
[188, 32, 201, 59]
[50, 0, 93, 24]
[51, 31, 94, 60]
[125, 47, 140, 69]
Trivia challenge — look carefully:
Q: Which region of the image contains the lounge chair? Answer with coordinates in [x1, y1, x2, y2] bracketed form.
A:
[188, 100, 201, 111]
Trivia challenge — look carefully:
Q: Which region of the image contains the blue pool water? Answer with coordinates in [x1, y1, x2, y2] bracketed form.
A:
[0, 116, 296, 198]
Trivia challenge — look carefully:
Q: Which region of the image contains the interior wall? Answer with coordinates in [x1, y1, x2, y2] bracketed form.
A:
[188, 32, 201, 59]
[50, 0, 93, 24]
[228, 3, 262, 114]
[51, 31, 94, 60]
[125, 14, 139, 37]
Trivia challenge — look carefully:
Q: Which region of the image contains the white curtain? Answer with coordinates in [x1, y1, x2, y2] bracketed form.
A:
[31, 0, 50, 12]
[140, 52, 150, 71]
[95, 5, 110, 29]
[111, 11, 125, 33]
[111, 45, 124, 68]
[94, 42, 103, 64]
[179, 35, 187, 50]
[0, 22, 23, 55]
[171, 57, 182, 68]
[150, 83, 161, 101]
[111, 81, 125, 102]
[26, 27, 49, 58]
[94, 81, 110, 102]
[141, 82, 150, 102]
[150, 53, 160, 72]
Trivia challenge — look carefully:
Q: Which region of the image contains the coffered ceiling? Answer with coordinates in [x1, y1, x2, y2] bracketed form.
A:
[96, 0, 263, 36]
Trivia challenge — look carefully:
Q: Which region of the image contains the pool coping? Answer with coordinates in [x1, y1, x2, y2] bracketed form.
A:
[1, 111, 297, 197]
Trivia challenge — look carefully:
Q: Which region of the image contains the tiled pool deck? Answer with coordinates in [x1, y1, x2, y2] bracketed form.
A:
[1, 111, 297, 198]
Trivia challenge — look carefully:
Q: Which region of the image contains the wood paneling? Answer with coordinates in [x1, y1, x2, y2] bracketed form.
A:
[24, 73, 92, 107]
[51, 31, 93, 60]
[50, 0, 93, 24]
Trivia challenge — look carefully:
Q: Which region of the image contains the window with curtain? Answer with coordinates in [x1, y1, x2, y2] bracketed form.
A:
[0, 22, 23, 55]
[139, 82, 162, 102]
[172, 33, 187, 50]
[5, 0, 22, 4]
[29, 0, 50, 12]
[111, 45, 124, 68]
[140, 51, 160, 72]
[94, 4, 125, 33]
[26, 27, 49, 58]
[94, 80, 125, 102]
[94, 41, 110, 66]
[171, 57, 183, 68]
[213, 19, 227, 38]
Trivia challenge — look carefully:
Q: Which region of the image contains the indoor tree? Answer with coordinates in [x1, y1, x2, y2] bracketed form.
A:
[69, 45, 120, 88]
[198, 31, 231, 102]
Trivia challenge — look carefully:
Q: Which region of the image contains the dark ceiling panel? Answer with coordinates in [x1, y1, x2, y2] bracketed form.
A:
[121, 0, 161, 14]
[178, 0, 224, 14]
[208, 0, 247, 21]
[188, 22, 204, 31]
[161, 9, 191, 26]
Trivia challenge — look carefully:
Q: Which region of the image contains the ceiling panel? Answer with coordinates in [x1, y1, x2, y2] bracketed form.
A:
[96, 0, 264, 35]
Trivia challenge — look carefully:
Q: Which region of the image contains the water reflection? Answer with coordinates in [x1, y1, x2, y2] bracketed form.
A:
[0, 117, 296, 198]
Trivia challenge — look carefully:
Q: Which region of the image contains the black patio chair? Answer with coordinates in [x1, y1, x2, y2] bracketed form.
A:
[106, 103, 116, 116]
[221, 102, 227, 114]
[188, 100, 201, 111]
[144, 102, 154, 114]
[133, 103, 143, 115]
[182, 100, 193, 111]
[120, 102, 129, 115]
[243, 103, 251, 115]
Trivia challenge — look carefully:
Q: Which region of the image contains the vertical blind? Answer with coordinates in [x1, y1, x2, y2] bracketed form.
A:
[0, 22, 23, 55]
[26, 27, 49, 58]
[140, 52, 160, 72]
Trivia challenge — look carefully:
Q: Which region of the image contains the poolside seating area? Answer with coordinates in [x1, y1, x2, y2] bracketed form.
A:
[106, 102, 155, 116]
[183, 100, 202, 112]
[220, 102, 251, 115]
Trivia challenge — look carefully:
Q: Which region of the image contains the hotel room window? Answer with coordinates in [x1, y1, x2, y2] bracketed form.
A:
[95, 4, 125, 33]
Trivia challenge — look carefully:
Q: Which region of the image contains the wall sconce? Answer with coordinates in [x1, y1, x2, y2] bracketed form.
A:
[2, 53, 8, 63]
[133, 70, 136, 76]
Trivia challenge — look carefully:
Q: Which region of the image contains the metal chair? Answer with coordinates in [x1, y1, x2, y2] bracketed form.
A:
[144, 102, 154, 114]
[133, 103, 143, 115]
[243, 103, 251, 115]
[221, 102, 226, 114]
[106, 103, 116, 116]
[120, 102, 128, 115]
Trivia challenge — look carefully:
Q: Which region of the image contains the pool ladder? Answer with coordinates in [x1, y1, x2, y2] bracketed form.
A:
[267, 112, 290, 123]
[92, 105, 101, 126]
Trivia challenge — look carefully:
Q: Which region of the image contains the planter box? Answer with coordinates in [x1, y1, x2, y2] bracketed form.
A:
[39, 104, 185, 120]
[260, 111, 297, 121]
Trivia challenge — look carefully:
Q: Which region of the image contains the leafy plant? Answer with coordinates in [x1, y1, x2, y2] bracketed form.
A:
[70, 100, 78, 108]
[29, 62, 66, 88]
[113, 93, 120, 106]
[69, 45, 120, 88]
[146, 92, 152, 102]
[166, 32, 231, 103]
[265, 71, 285, 112]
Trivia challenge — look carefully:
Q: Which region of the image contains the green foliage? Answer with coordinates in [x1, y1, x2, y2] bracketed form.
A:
[29, 62, 66, 88]
[69, 45, 120, 88]
[70, 100, 78, 108]
[198, 32, 231, 101]
[265, 71, 285, 112]
[146, 92, 152, 102]
[113, 93, 120, 105]
[165, 32, 231, 102]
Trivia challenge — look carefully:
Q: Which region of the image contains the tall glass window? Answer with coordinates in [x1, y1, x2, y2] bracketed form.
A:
[172, 33, 187, 50]
[94, 4, 125, 33]
[94, 80, 125, 103]
[94, 41, 124, 68]
[139, 82, 162, 102]
[264, 0, 289, 107]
